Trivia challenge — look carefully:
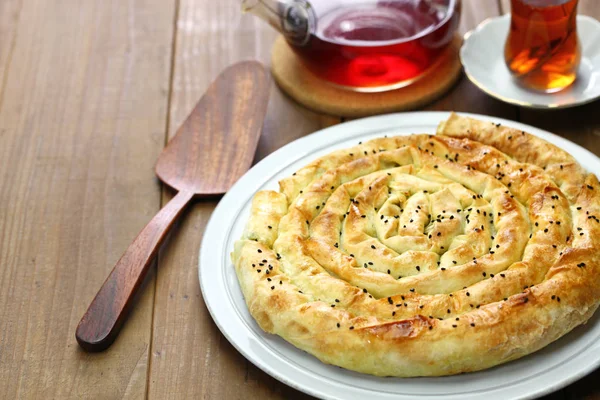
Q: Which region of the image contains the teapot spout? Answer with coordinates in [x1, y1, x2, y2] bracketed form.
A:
[242, 0, 315, 46]
[242, 0, 284, 33]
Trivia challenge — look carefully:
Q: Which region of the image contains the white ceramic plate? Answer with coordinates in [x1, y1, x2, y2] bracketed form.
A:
[199, 112, 600, 400]
[460, 15, 600, 109]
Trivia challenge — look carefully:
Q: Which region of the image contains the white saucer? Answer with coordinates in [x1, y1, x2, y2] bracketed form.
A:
[461, 14, 600, 109]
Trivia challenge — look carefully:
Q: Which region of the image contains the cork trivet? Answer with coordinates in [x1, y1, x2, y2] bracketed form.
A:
[271, 35, 463, 118]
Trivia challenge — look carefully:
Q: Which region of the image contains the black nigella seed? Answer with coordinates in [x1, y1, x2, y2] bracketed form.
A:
[388, 297, 393, 304]
[361, 215, 366, 218]
[271, 286, 275, 290]
[337, 323, 340, 328]
[471, 323, 475, 327]
[392, 311, 396, 316]
[268, 225, 272, 229]
[349, 326, 354, 330]
[447, 309, 451, 313]
[410, 288, 415, 292]
[257, 269, 261, 273]
[363, 288, 368, 293]
[416, 266, 421, 271]
[466, 292, 470, 296]
[371, 245, 376, 249]
[257, 249, 262, 253]
[482, 272, 487, 277]
[267, 278, 271, 282]
[452, 325, 457, 328]
[441, 268, 446, 271]
[387, 269, 391, 274]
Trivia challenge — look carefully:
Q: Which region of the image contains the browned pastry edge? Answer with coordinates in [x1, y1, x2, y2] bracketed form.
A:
[232, 113, 600, 376]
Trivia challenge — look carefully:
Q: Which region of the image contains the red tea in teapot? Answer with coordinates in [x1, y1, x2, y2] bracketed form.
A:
[292, 0, 460, 91]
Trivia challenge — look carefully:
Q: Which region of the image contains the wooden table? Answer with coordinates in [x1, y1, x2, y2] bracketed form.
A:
[1, 0, 599, 398]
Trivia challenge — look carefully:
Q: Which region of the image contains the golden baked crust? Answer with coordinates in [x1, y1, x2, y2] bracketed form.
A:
[231, 113, 600, 377]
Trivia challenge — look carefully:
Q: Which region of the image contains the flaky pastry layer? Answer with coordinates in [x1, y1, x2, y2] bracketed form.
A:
[231, 113, 600, 376]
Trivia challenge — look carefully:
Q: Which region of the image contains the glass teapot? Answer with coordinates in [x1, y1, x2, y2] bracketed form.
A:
[243, 0, 461, 92]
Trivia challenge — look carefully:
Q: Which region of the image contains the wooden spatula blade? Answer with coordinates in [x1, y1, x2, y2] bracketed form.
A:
[76, 61, 270, 351]
[156, 61, 270, 195]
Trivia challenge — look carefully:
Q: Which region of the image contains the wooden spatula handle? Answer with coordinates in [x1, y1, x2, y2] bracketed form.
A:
[76, 190, 194, 351]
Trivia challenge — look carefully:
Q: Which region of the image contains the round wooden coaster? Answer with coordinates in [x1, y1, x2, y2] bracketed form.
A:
[271, 36, 463, 118]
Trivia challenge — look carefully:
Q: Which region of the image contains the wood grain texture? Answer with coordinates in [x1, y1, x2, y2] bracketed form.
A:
[1, 0, 599, 398]
[76, 189, 194, 352]
[76, 61, 269, 352]
[146, 1, 338, 399]
[0, 0, 175, 397]
[156, 62, 270, 195]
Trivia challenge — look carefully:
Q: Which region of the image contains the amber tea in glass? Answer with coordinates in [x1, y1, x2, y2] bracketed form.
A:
[504, 0, 581, 93]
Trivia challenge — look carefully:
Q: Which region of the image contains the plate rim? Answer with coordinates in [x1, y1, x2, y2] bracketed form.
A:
[460, 14, 600, 110]
[199, 111, 600, 400]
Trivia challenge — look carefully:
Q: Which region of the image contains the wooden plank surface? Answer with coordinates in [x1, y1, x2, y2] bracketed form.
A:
[0, 0, 175, 398]
[1, 0, 599, 399]
[146, 1, 339, 399]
